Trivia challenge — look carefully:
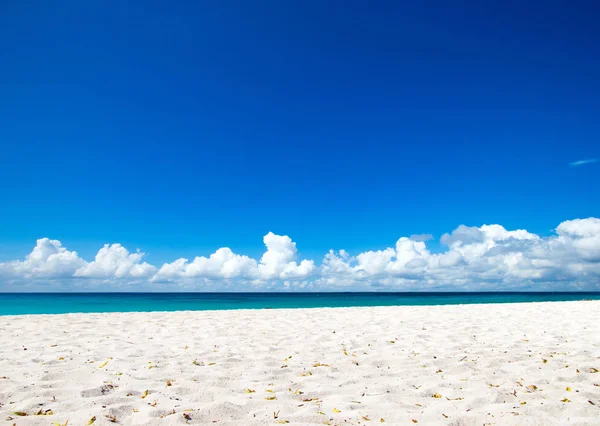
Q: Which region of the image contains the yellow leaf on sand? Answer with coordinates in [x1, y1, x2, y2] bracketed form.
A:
[277, 421, 290, 424]
[520, 401, 526, 405]
[542, 359, 548, 364]
[245, 389, 256, 393]
[333, 408, 341, 413]
[566, 387, 572, 392]
[412, 420, 418, 424]
[98, 361, 109, 368]
[265, 396, 277, 401]
[380, 419, 385, 423]
[141, 390, 149, 399]
[58, 357, 64, 361]
[591, 368, 599, 373]
[562, 398, 571, 403]
[526, 385, 537, 391]
[362, 416, 370, 421]
[88, 416, 96, 425]
[432, 393, 442, 398]
[266, 389, 275, 393]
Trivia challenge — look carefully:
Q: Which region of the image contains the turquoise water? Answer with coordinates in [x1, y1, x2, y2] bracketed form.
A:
[1, 292, 599, 315]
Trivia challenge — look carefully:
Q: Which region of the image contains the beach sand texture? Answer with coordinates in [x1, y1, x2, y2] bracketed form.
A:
[1, 301, 599, 425]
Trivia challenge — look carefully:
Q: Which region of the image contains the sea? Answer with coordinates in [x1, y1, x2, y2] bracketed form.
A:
[1, 292, 599, 315]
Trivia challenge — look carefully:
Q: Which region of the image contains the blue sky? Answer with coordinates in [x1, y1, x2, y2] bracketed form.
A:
[0, 1, 599, 291]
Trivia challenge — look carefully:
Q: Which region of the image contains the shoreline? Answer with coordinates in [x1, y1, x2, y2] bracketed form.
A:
[2, 295, 600, 317]
[1, 301, 599, 424]
[0, 299, 598, 318]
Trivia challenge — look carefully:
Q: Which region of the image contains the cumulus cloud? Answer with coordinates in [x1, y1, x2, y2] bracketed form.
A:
[555, 218, 600, 262]
[258, 232, 315, 279]
[74, 244, 156, 279]
[318, 218, 599, 290]
[440, 225, 485, 246]
[153, 248, 258, 281]
[1, 219, 600, 290]
[153, 232, 315, 283]
[0, 238, 85, 278]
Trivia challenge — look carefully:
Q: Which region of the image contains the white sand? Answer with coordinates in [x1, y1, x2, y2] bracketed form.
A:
[0, 302, 599, 426]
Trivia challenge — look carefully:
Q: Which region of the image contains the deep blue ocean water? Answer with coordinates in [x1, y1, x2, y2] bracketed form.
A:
[1, 292, 599, 315]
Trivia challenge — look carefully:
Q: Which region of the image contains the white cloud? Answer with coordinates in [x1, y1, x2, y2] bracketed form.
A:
[153, 248, 257, 281]
[440, 225, 484, 246]
[569, 158, 598, 167]
[355, 248, 395, 275]
[555, 218, 600, 262]
[1, 218, 600, 290]
[316, 218, 600, 290]
[258, 232, 315, 279]
[153, 232, 315, 283]
[74, 244, 156, 279]
[0, 238, 85, 278]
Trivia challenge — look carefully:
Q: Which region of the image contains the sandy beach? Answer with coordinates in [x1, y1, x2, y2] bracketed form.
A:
[1, 301, 599, 425]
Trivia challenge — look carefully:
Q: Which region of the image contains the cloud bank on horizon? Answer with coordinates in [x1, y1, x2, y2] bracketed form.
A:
[1, 218, 599, 291]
